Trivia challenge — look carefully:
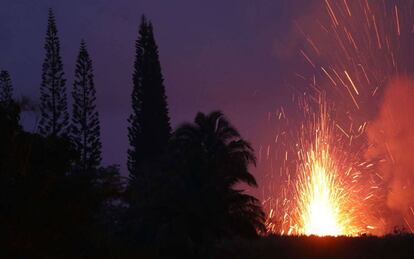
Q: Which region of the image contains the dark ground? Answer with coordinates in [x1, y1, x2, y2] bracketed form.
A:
[213, 234, 414, 258]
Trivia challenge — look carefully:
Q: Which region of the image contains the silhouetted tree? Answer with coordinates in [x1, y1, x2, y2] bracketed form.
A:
[0, 102, 123, 257]
[126, 111, 265, 257]
[38, 9, 69, 137]
[0, 99, 20, 174]
[0, 70, 20, 133]
[165, 111, 265, 244]
[127, 16, 171, 180]
[71, 40, 102, 171]
[0, 70, 13, 105]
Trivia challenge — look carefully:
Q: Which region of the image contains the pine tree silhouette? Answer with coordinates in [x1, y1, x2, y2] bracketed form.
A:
[71, 40, 102, 172]
[127, 16, 171, 179]
[0, 70, 13, 105]
[38, 9, 69, 136]
[0, 70, 18, 125]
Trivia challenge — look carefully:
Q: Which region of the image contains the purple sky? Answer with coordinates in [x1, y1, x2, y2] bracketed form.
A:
[0, 0, 314, 177]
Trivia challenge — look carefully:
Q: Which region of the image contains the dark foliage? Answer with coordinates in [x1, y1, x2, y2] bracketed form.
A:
[127, 16, 171, 180]
[70, 40, 102, 171]
[124, 18, 173, 250]
[0, 100, 21, 172]
[0, 70, 19, 126]
[0, 11, 305, 258]
[38, 9, 69, 137]
[0, 70, 13, 106]
[0, 104, 122, 257]
[122, 111, 265, 258]
[166, 111, 265, 240]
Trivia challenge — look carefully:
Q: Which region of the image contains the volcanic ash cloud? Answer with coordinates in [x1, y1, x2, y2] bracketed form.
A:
[366, 78, 414, 231]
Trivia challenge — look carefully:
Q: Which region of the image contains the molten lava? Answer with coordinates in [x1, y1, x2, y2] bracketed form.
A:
[263, 0, 414, 235]
[300, 163, 343, 236]
[294, 103, 351, 236]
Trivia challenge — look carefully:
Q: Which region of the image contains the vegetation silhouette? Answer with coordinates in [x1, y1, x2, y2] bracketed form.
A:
[0, 70, 13, 105]
[70, 40, 102, 172]
[127, 15, 171, 181]
[168, 111, 265, 240]
[38, 9, 69, 137]
[162, 111, 265, 256]
[0, 100, 123, 256]
[0, 10, 265, 257]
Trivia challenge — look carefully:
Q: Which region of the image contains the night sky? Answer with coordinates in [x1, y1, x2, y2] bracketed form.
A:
[0, 0, 314, 177]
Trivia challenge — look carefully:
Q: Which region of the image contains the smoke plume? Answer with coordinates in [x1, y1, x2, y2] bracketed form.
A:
[366, 78, 414, 232]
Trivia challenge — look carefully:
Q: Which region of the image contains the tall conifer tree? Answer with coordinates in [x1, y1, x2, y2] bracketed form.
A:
[38, 9, 69, 136]
[0, 70, 19, 131]
[127, 16, 171, 179]
[0, 70, 13, 105]
[71, 40, 102, 171]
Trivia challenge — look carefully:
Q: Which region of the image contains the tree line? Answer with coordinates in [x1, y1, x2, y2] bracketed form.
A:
[0, 9, 265, 257]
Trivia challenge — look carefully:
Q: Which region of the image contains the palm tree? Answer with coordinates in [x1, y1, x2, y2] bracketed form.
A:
[166, 111, 265, 243]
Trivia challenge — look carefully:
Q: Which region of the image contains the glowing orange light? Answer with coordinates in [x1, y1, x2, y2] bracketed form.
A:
[294, 102, 355, 236]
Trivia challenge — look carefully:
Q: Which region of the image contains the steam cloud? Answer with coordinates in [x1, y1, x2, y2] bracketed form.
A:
[366, 78, 414, 231]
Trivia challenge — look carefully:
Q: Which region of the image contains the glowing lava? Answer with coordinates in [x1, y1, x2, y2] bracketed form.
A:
[295, 103, 349, 236]
[263, 0, 412, 236]
[298, 148, 345, 236]
[264, 97, 380, 236]
[300, 163, 342, 236]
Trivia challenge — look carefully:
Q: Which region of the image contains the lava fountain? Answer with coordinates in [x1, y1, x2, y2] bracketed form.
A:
[263, 0, 414, 236]
[295, 102, 353, 236]
[264, 96, 379, 236]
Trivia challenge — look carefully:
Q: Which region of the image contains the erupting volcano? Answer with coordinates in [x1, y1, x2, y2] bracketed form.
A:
[298, 148, 345, 236]
[296, 107, 348, 236]
[263, 0, 414, 236]
[285, 99, 376, 236]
